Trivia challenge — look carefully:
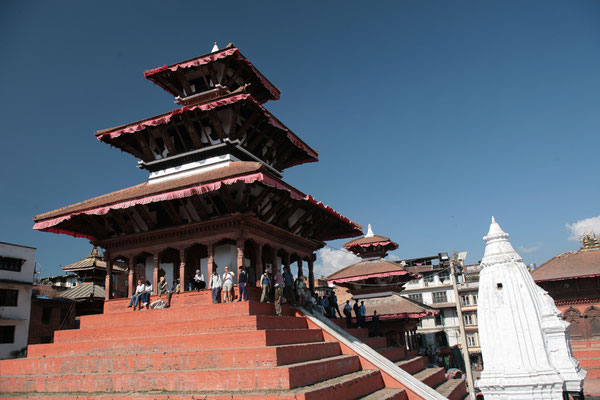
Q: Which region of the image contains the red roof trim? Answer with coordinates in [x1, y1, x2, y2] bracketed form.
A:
[144, 48, 280, 101]
[346, 241, 395, 249]
[96, 93, 318, 162]
[33, 173, 362, 241]
[534, 273, 600, 283]
[329, 270, 414, 284]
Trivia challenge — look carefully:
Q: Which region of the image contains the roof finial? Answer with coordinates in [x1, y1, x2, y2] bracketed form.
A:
[491, 216, 496, 224]
[211, 42, 219, 53]
[365, 224, 375, 238]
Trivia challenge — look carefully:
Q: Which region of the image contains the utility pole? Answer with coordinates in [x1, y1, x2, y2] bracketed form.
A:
[450, 258, 475, 399]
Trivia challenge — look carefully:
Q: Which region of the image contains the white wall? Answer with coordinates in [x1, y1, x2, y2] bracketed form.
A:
[0, 242, 36, 359]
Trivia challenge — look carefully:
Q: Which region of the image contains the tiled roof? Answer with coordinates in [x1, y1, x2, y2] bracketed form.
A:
[62, 248, 126, 272]
[61, 283, 105, 299]
[34, 162, 266, 222]
[531, 249, 600, 282]
[327, 259, 415, 282]
[358, 293, 436, 318]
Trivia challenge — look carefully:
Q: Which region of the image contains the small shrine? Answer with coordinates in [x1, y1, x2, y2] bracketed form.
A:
[32, 43, 362, 299]
[478, 217, 586, 399]
[328, 225, 433, 350]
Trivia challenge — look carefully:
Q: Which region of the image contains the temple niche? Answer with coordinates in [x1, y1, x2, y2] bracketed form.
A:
[477, 217, 586, 400]
[32, 43, 362, 299]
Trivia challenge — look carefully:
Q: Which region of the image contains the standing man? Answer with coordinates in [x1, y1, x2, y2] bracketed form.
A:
[282, 266, 295, 306]
[372, 310, 381, 337]
[343, 300, 353, 328]
[208, 269, 222, 304]
[260, 269, 271, 302]
[359, 301, 366, 328]
[353, 300, 360, 327]
[238, 265, 248, 302]
[274, 283, 283, 316]
[222, 266, 235, 302]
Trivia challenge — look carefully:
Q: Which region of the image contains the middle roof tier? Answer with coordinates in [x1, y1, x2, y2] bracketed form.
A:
[95, 93, 318, 172]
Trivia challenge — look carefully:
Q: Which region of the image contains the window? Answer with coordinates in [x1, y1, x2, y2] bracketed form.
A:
[0, 289, 18, 307]
[0, 326, 15, 343]
[466, 333, 477, 347]
[0, 256, 25, 272]
[408, 293, 423, 303]
[432, 291, 447, 304]
[435, 314, 444, 326]
[423, 273, 434, 284]
[472, 294, 478, 305]
[460, 294, 470, 306]
[438, 270, 450, 282]
[464, 313, 476, 326]
[42, 307, 52, 325]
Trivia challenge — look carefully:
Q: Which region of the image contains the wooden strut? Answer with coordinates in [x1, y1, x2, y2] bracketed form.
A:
[181, 112, 205, 149]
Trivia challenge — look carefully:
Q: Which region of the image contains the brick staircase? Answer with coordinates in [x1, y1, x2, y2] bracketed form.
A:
[330, 321, 466, 400]
[0, 290, 448, 400]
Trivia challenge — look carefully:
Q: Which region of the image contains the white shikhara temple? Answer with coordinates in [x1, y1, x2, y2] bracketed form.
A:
[477, 217, 586, 399]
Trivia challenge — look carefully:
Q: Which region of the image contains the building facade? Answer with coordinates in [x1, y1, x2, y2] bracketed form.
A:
[0, 242, 36, 359]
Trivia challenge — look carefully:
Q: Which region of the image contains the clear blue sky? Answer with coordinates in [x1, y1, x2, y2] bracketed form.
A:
[1, 1, 599, 278]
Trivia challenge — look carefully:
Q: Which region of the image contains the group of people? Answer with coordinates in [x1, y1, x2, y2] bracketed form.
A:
[127, 279, 153, 310]
[423, 345, 453, 370]
[258, 265, 300, 316]
[207, 265, 248, 304]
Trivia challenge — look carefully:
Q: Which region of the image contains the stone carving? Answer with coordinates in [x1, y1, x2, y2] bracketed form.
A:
[478, 217, 586, 399]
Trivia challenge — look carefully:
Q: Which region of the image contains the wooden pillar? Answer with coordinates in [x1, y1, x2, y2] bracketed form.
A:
[153, 253, 160, 295]
[236, 239, 244, 278]
[128, 257, 135, 297]
[297, 258, 303, 278]
[104, 253, 112, 301]
[405, 331, 410, 350]
[207, 244, 215, 275]
[256, 244, 263, 284]
[308, 257, 315, 292]
[272, 249, 278, 273]
[179, 248, 186, 291]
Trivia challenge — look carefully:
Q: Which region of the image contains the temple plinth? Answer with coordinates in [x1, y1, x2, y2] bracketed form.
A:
[33, 43, 362, 299]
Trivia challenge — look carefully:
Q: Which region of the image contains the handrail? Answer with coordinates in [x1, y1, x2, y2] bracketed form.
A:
[298, 307, 449, 400]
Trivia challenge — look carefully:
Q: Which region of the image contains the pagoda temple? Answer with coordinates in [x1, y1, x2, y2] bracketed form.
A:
[328, 225, 433, 350]
[33, 43, 362, 299]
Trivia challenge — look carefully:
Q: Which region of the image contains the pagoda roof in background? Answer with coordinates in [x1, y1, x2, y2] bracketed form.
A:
[531, 248, 600, 282]
[61, 283, 105, 300]
[344, 234, 398, 251]
[33, 162, 362, 242]
[62, 247, 126, 273]
[143, 45, 281, 104]
[327, 258, 417, 283]
[359, 293, 437, 320]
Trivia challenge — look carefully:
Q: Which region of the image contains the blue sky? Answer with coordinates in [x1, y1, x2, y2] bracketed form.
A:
[1, 1, 599, 278]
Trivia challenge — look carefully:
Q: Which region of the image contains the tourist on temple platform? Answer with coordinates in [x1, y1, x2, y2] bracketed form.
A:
[274, 283, 283, 316]
[319, 296, 330, 317]
[359, 301, 366, 328]
[128, 279, 144, 309]
[222, 266, 235, 303]
[329, 291, 342, 318]
[353, 300, 360, 327]
[372, 310, 381, 337]
[295, 276, 306, 307]
[157, 276, 168, 297]
[344, 300, 353, 328]
[165, 278, 180, 308]
[426, 346, 434, 364]
[209, 270, 222, 304]
[260, 269, 271, 302]
[140, 280, 152, 310]
[238, 266, 248, 302]
[282, 266, 295, 306]
[193, 269, 205, 290]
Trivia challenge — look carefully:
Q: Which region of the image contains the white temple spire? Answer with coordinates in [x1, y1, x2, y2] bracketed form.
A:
[211, 42, 219, 53]
[365, 224, 374, 237]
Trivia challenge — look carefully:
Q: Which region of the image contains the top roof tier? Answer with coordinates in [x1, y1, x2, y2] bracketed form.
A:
[343, 224, 399, 259]
[144, 45, 281, 105]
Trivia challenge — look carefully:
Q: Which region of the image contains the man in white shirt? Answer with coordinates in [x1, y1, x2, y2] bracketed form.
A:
[208, 270, 222, 304]
[222, 266, 234, 303]
[128, 279, 145, 310]
[193, 269, 205, 290]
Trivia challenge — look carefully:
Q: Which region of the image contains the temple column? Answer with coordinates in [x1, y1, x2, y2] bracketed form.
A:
[179, 248, 186, 291]
[256, 244, 263, 285]
[128, 257, 135, 297]
[236, 239, 244, 278]
[404, 331, 410, 350]
[153, 253, 159, 295]
[104, 253, 112, 301]
[207, 244, 215, 275]
[308, 257, 315, 292]
[297, 258, 303, 278]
